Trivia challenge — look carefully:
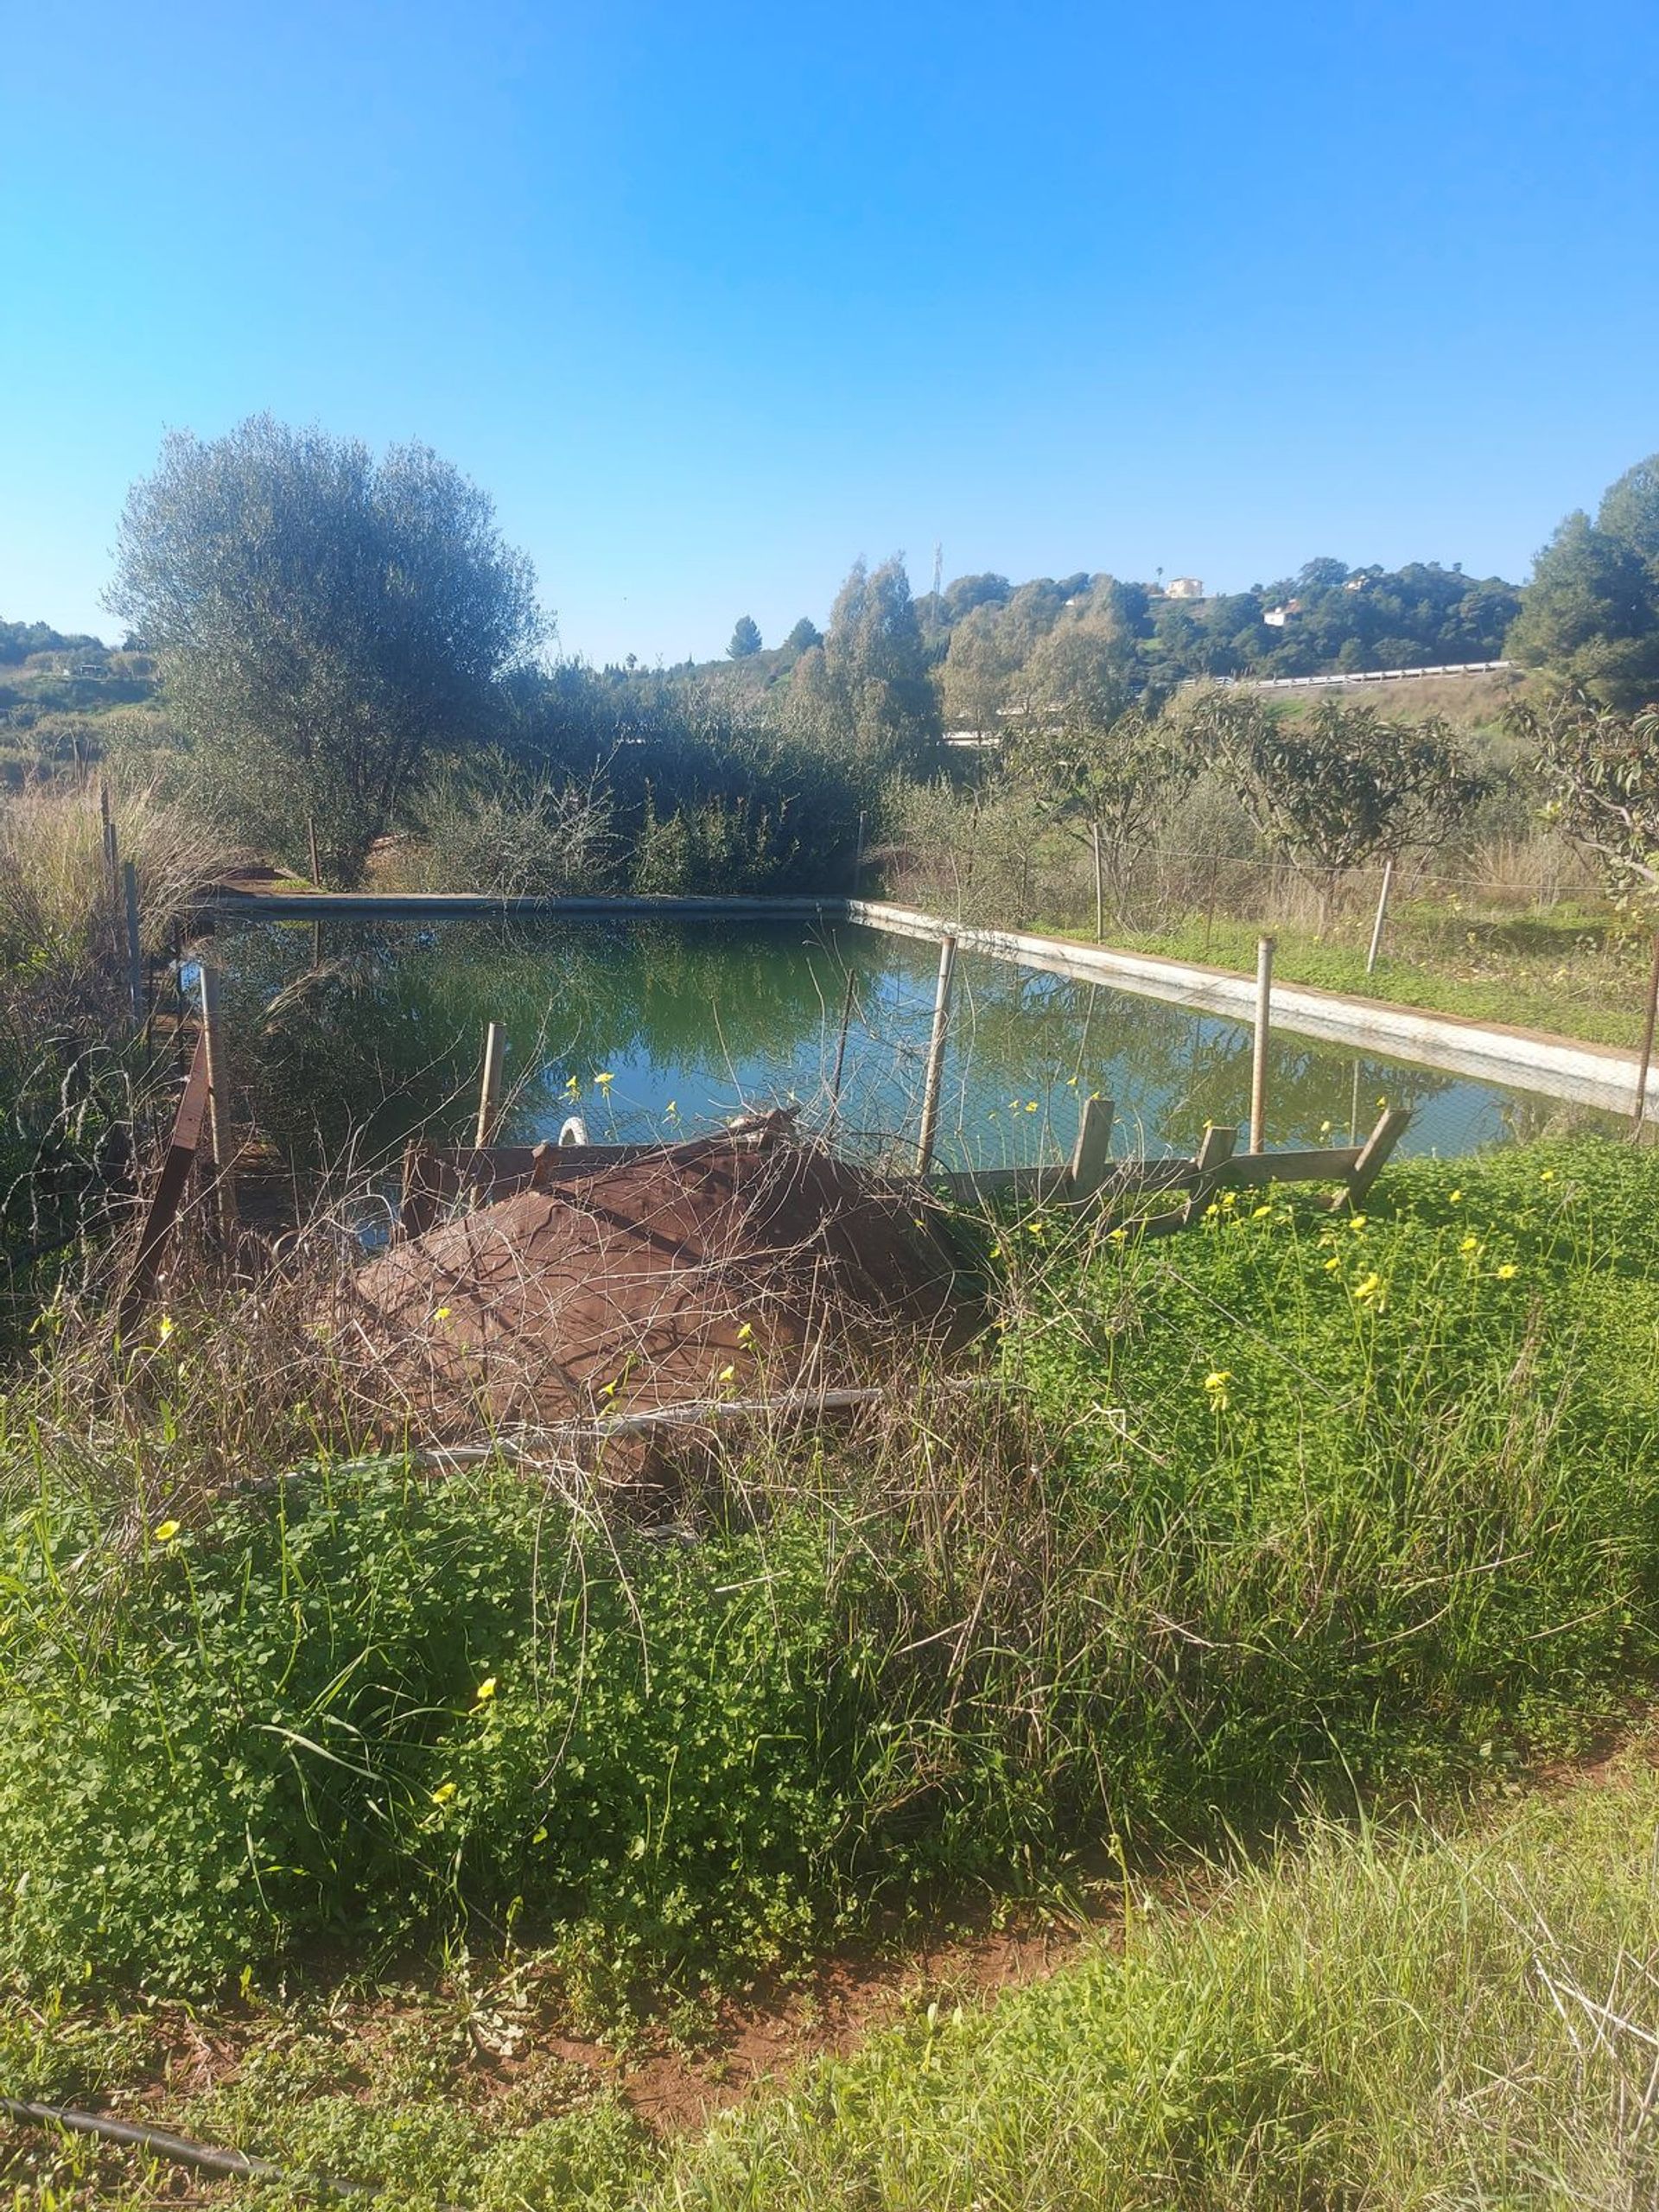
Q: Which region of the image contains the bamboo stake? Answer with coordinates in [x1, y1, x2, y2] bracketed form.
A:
[122, 860, 143, 1032]
[1090, 819, 1104, 942]
[475, 1021, 506, 1148]
[1249, 935, 1274, 1154]
[915, 932, 957, 1175]
[828, 969, 858, 1129]
[1365, 858, 1395, 975]
[1633, 932, 1659, 1135]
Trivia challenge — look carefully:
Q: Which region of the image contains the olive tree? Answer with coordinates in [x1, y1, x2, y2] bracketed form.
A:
[1188, 688, 1485, 932]
[107, 416, 544, 881]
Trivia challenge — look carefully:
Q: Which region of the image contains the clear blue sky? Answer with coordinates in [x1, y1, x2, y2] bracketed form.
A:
[3, 1, 1657, 665]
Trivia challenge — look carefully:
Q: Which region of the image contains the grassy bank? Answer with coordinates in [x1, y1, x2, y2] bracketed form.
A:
[1067, 905, 1655, 1050]
[4, 1143, 1658, 2005]
[654, 1747, 1659, 2209]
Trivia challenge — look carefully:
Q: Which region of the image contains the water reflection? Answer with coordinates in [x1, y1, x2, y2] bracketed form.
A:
[207, 918, 1597, 1177]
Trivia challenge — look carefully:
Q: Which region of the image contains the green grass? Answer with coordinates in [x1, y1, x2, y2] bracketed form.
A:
[1042, 904, 1654, 1048]
[648, 1751, 1659, 2209]
[4, 1141, 1659, 2029]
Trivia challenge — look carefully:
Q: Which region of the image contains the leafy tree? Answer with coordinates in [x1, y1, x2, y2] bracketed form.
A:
[107, 415, 544, 881]
[788, 556, 938, 772]
[1510, 690, 1659, 907]
[784, 617, 822, 653]
[1509, 461, 1659, 709]
[1010, 619, 1191, 925]
[941, 601, 1018, 737]
[728, 614, 763, 659]
[1189, 689, 1486, 931]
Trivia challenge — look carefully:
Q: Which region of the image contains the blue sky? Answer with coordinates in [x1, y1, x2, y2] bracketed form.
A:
[3, 1, 1657, 665]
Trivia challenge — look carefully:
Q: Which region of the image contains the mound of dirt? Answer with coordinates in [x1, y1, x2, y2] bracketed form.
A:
[338, 1123, 972, 1441]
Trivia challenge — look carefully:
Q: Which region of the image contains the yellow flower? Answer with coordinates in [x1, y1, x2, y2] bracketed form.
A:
[1495, 1262, 1518, 1281]
[564, 1075, 580, 1095]
[432, 1306, 451, 1323]
[1448, 1189, 1462, 1204]
[718, 1363, 737, 1383]
[1323, 1255, 1341, 1273]
[1348, 1215, 1366, 1233]
[594, 1071, 614, 1087]
[474, 1676, 497, 1703]
[1539, 1169, 1555, 1183]
[1251, 1204, 1271, 1219]
[1319, 1121, 1332, 1136]
[430, 1781, 457, 1805]
[153, 1519, 180, 1543]
[664, 1100, 678, 1117]
[1107, 1226, 1128, 1243]
[1220, 1191, 1236, 1210]
[1204, 1370, 1232, 1391]
[156, 1314, 175, 1343]
[1025, 1100, 1039, 1113]
[1352, 1271, 1382, 1304]
[1459, 1235, 1481, 1255]
[736, 1321, 753, 1343]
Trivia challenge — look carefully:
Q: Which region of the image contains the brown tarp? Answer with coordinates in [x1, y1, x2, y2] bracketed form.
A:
[336, 1122, 969, 1440]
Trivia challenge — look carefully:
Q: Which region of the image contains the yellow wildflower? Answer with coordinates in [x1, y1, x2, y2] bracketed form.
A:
[1251, 1204, 1271, 1219]
[718, 1363, 737, 1383]
[1107, 1226, 1128, 1243]
[432, 1306, 451, 1323]
[1539, 1169, 1555, 1183]
[1203, 1370, 1232, 1410]
[1495, 1262, 1518, 1281]
[1025, 1100, 1039, 1113]
[1352, 1271, 1382, 1304]
[1348, 1215, 1366, 1233]
[474, 1676, 497, 1703]
[156, 1314, 175, 1344]
[1448, 1189, 1462, 1204]
[1459, 1235, 1481, 1255]
[430, 1781, 457, 1805]
[153, 1519, 181, 1544]
[664, 1100, 678, 1117]
[737, 1321, 753, 1343]
[1323, 1255, 1341, 1273]
[594, 1071, 614, 1087]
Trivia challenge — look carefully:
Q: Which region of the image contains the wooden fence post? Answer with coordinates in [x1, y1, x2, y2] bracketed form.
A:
[122, 860, 143, 1032]
[914, 932, 957, 1176]
[1249, 935, 1274, 1154]
[1633, 933, 1659, 1135]
[1181, 1122, 1239, 1225]
[1341, 1106, 1414, 1211]
[1068, 1092, 1115, 1200]
[1090, 820, 1104, 943]
[1365, 859, 1394, 976]
[198, 962, 237, 1238]
[475, 1021, 506, 1148]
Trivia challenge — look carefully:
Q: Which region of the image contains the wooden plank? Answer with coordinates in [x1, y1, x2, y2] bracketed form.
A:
[938, 1165, 1071, 1203]
[914, 933, 957, 1174]
[1067, 1094, 1116, 1198]
[1216, 1145, 1363, 1189]
[116, 1038, 211, 1335]
[1181, 1122, 1238, 1225]
[1338, 1106, 1413, 1210]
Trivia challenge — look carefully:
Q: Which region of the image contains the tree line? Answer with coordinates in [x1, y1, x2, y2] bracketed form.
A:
[16, 416, 1659, 916]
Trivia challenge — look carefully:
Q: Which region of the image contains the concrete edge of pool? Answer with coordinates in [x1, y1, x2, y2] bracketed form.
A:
[196, 888, 1653, 1122]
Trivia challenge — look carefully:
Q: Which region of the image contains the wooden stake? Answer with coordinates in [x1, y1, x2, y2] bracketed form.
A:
[307, 816, 322, 889]
[914, 933, 957, 1176]
[1342, 1106, 1414, 1211]
[1249, 935, 1274, 1154]
[1090, 819, 1104, 942]
[122, 860, 143, 1032]
[198, 963, 237, 1237]
[852, 810, 866, 896]
[1365, 858, 1395, 975]
[1634, 932, 1659, 1134]
[1180, 1121, 1239, 1225]
[1068, 1092, 1115, 1199]
[828, 969, 858, 1129]
[116, 1036, 211, 1337]
[475, 1020, 506, 1148]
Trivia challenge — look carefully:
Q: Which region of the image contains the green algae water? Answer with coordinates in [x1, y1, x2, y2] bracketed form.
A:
[210, 914, 1602, 1179]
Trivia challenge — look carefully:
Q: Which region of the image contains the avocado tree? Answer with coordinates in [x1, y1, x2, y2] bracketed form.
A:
[1189, 688, 1485, 932]
[108, 415, 544, 882]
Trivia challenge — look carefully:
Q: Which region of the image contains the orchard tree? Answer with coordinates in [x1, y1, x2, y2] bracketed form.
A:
[1011, 618, 1191, 929]
[1189, 688, 1485, 932]
[728, 614, 763, 658]
[107, 415, 544, 880]
[1510, 690, 1659, 908]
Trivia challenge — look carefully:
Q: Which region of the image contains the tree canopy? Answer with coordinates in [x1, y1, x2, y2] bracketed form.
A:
[1508, 454, 1659, 709]
[107, 416, 544, 880]
[728, 615, 762, 658]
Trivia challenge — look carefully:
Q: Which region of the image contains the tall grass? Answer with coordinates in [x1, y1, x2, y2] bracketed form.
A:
[3, 1141, 1658, 2023]
[652, 1756, 1659, 2209]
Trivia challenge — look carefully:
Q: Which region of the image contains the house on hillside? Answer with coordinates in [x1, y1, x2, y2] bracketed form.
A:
[1166, 576, 1205, 600]
[1263, 600, 1303, 629]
